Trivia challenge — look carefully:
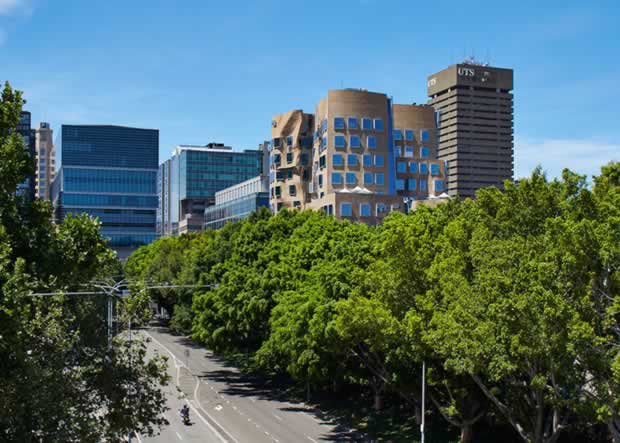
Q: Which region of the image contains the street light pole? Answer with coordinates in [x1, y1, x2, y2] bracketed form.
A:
[421, 360, 426, 443]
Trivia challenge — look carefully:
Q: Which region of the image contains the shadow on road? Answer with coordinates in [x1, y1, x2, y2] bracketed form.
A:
[150, 325, 370, 441]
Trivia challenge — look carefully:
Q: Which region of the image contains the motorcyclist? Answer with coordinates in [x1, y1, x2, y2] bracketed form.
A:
[180, 404, 190, 423]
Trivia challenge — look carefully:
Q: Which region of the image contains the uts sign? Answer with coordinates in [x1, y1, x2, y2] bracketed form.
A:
[458, 67, 475, 77]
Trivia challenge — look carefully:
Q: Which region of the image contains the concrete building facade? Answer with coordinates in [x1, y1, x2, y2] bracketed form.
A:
[427, 60, 514, 198]
[270, 89, 448, 224]
[34, 122, 55, 200]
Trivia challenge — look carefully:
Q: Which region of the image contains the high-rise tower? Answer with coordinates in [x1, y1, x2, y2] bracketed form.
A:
[427, 61, 513, 198]
[34, 122, 55, 200]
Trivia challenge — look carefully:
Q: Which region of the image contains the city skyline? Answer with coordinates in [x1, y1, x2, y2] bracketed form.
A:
[1, 0, 618, 180]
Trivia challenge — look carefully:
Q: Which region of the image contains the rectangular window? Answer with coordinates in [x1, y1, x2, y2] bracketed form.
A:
[335, 135, 346, 149]
[287, 170, 293, 179]
[332, 172, 342, 185]
[333, 154, 344, 167]
[318, 174, 323, 187]
[366, 135, 377, 149]
[396, 179, 405, 190]
[340, 203, 352, 217]
[287, 136, 293, 146]
[410, 162, 418, 173]
[334, 117, 345, 129]
[300, 154, 308, 165]
[420, 147, 430, 158]
[374, 155, 384, 167]
[273, 138, 281, 147]
[431, 163, 440, 175]
[348, 117, 358, 129]
[320, 155, 326, 168]
[363, 154, 372, 167]
[397, 161, 407, 173]
[362, 117, 372, 130]
[347, 154, 358, 166]
[375, 173, 385, 185]
[421, 130, 430, 141]
[404, 146, 414, 157]
[435, 180, 443, 192]
[346, 172, 357, 185]
[374, 119, 384, 131]
[350, 135, 361, 148]
[405, 129, 414, 141]
[289, 185, 296, 196]
[321, 136, 327, 151]
[393, 129, 403, 140]
[286, 152, 293, 163]
[360, 203, 371, 217]
[364, 172, 373, 185]
[376, 204, 387, 215]
[274, 154, 281, 164]
[420, 163, 428, 174]
[394, 147, 402, 157]
[408, 178, 417, 190]
[420, 180, 427, 191]
[275, 186, 281, 197]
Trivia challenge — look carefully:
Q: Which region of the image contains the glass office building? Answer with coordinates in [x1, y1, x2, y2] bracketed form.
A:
[16, 111, 36, 200]
[158, 143, 263, 236]
[51, 125, 159, 255]
[203, 175, 269, 230]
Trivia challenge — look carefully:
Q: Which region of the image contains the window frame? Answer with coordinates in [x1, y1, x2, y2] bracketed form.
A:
[340, 202, 353, 217]
[345, 172, 357, 185]
[334, 135, 346, 149]
[331, 172, 343, 185]
[334, 117, 345, 130]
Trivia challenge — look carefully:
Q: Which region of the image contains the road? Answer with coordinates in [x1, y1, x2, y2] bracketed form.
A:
[139, 326, 362, 443]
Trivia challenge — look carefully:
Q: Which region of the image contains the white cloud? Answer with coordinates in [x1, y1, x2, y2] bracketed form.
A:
[515, 137, 619, 180]
[0, 0, 24, 15]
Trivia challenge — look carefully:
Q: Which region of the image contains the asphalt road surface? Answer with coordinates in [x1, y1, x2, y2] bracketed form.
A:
[138, 327, 362, 443]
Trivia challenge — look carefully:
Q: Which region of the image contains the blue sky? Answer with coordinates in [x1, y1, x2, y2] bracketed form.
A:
[1, 0, 618, 179]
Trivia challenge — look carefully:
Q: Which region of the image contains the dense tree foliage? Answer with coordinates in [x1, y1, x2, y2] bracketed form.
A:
[0, 82, 169, 442]
[126, 146, 619, 441]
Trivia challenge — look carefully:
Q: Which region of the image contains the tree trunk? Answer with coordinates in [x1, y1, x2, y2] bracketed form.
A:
[460, 424, 474, 443]
[609, 419, 620, 443]
[374, 391, 384, 411]
[414, 403, 422, 425]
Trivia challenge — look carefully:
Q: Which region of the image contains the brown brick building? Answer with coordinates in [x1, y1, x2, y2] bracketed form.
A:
[270, 89, 448, 224]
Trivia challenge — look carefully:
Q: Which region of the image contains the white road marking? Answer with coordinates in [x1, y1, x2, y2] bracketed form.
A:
[144, 331, 233, 443]
[135, 432, 144, 443]
[306, 437, 318, 443]
[273, 413, 283, 422]
[176, 431, 183, 440]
